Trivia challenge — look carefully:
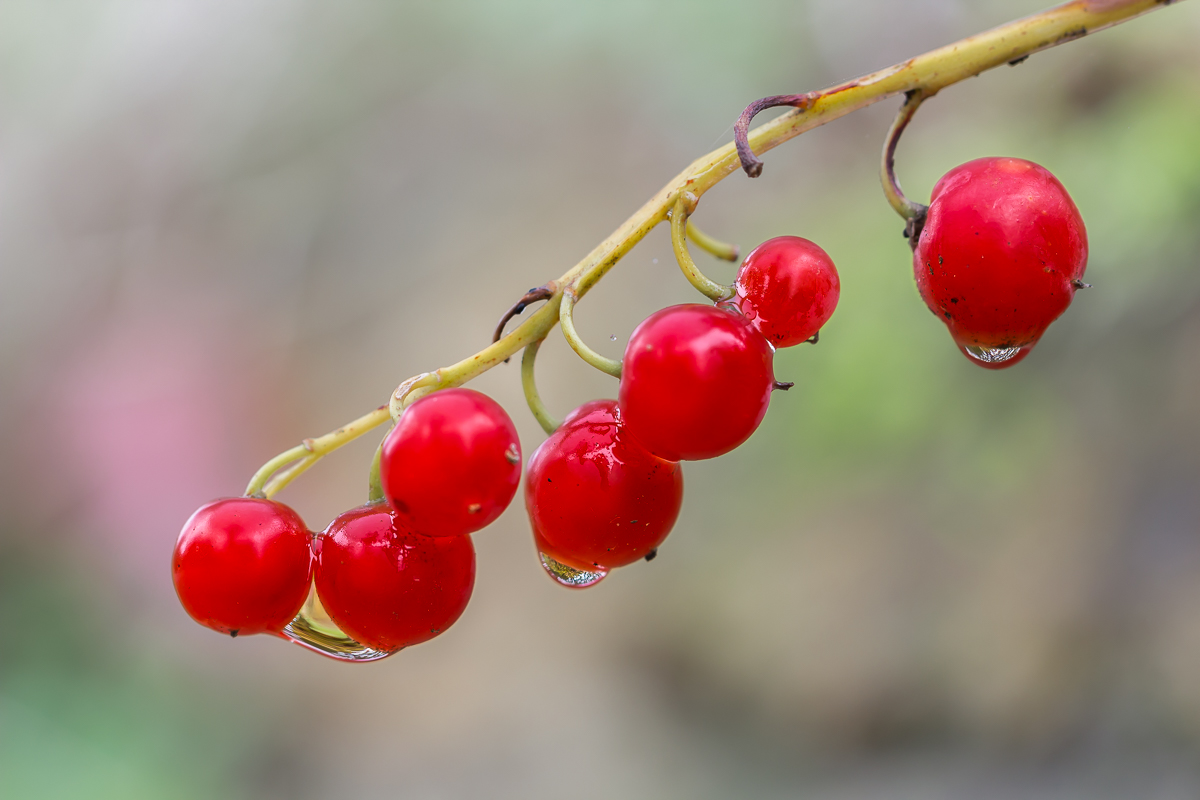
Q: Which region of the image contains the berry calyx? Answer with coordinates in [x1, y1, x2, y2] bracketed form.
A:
[314, 504, 476, 652]
[525, 400, 684, 574]
[380, 387, 521, 538]
[733, 236, 840, 347]
[914, 157, 1088, 367]
[619, 304, 775, 461]
[172, 497, 314, 637]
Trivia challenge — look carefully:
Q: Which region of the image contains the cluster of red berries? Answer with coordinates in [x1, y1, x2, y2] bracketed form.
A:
[171, 235, 839, 652]
[529, 236, 840, 584]
[171, 154, 1088, 659]
[173, 389, 520, 654]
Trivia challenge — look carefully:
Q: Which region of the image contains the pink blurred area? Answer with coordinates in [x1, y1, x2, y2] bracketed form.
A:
[25, 299, 278, 580]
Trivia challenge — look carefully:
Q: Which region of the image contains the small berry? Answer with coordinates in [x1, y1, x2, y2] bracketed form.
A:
[314, 504, 475, 652]
[733, 235, 840, 347]
[526, 400, 684, 573]
[619, 304, 775, 461]
[172, 497, 313, 637]
[381, 387, 521, 537]
[914, 157, 1088, 367]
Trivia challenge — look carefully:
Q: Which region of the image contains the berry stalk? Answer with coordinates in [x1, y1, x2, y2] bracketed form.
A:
[521, 338, 560, 435]
[671, 194, 734, 303]
[685, 220, 739, 263]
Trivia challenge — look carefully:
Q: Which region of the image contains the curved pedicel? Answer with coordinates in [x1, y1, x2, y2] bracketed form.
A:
[278, 583, 399, 663]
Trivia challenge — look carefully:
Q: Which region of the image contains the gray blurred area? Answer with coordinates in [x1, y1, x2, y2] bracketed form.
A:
[2, 1, 1200, 797]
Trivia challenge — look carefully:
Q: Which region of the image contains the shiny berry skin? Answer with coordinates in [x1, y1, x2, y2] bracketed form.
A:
[619, 304, 775, 461]
[914, 157, 1088, 362]
[733, 236, 840, 347]
[314, 504, 476, 652]
[380, 387, 521, 538]
[172, 497, 313, 637]
[526, 400, 684, 572]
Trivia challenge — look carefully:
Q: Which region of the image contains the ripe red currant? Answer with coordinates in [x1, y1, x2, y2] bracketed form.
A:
[914, 157, 1088, 367]
[380, 387, 521, 538]
[172, 497, 313, 637]
[525, 400, 684, 574]
[314, 504, 476, 652]
[733, 235, 840, 347]
[619, 304, 775, 461]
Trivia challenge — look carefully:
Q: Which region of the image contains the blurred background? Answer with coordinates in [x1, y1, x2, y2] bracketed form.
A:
[2, 1, 1199, 797]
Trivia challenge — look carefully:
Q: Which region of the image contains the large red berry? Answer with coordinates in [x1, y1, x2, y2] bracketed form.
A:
[914, 157, 1088, 367]
[314, 504, 475, 652]
[381, 387, 521, 538]
[526, 400, 684, 573]
[172, 497, 313, 637]
[619, 304, 775, 461]
[733, 236, 840, 347]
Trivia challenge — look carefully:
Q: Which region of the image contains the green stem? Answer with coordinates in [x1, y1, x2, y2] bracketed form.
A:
[881, 89, 930, 224]
[559, 288, 623, 378]
[244, 406, 391, 498]
[686, 219, 739, 262]
[366, 434, 388, 504]
[262, 454, 319, 499]
[522, 338, 561, 435]
[671, 193, 733, 302]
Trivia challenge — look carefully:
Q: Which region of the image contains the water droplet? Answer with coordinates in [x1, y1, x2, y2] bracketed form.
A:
[964, 345, 1022, 364]
[716, 299, 745, 318]
[610, 334, 617, 341]
[652, 258, 659, 265]
[539, 552, 607, 588]
[504, 443, 520, 464]
[279, 584, 398, 662]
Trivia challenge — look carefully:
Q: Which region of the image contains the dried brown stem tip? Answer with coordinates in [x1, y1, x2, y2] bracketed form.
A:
[735, 93, 816, 177]
[494, 285, 555, 362]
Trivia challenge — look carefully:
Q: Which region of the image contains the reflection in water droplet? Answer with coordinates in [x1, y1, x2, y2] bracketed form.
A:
[964, 345, 1021, 364]
[279, 583, 398, 662]
[539, 552, 607, 588]
[715, 299, 744, 318]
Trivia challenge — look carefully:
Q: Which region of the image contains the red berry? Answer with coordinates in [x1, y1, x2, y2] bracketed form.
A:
[314, 504, 475, 652]
[525, 400, 684, 573]
[619, 304, 775, 461]
[914, 157, 1088, 367]
[380, 387, 521, 538]
[172, 497, 313, 637]
[733, 236, 840, 347]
